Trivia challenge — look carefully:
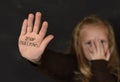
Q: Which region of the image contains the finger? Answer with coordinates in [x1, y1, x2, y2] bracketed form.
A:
[88, 44, 93, 53]
[27, 13, 34, 32]
[95, 38, 99, 52]
[39, 21, 48, 39]
[91, 40, 97, 54]
[85, 46, 92, 60]
[33, 12, 42, 33]
[39, 35, 54, 51]
[101, 41, 106, 53]
[99, 39, 105, 56]
[20, 19, 28, 35]
[106, 49, 111, 61]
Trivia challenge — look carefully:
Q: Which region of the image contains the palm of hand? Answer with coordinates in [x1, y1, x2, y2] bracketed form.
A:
[19, 32, 43, 61]
[18, 12, 54, 63]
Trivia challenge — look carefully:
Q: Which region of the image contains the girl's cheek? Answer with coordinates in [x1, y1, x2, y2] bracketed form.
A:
[81, 44, 85, 52]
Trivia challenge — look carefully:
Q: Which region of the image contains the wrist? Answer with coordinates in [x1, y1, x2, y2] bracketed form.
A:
[90, 60, 108, 72]
[29, 58, 41, 65]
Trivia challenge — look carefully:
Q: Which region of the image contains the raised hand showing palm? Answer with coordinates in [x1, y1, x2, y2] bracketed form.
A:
[18, 12, 54, 64]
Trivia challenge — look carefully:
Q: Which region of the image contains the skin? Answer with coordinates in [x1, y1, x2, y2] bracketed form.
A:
[80, 25, 110, 61]
[18, 12, 54, 64]
[18, 12, 110, 64]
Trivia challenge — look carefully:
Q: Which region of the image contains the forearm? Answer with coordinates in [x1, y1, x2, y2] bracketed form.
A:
[90, 60, 117, 82]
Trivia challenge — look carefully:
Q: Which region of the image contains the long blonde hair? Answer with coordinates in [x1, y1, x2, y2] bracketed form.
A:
[67, 15, 120, 82]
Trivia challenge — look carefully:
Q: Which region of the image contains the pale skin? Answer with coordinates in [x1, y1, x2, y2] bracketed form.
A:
[18, 12, 110, 65]
[80, 25, 110, 61]
[18, 12, 54, 64]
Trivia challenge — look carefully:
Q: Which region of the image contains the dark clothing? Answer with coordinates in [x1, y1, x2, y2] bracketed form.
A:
[90, 60, 118, 82]
[38, 49, 77, 82]
[32, 49, 118, 82]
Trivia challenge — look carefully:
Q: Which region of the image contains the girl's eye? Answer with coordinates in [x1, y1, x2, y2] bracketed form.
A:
[101, 40, 107, 45]
[101, 40, 105, 44]
[86, 41, 91, 45]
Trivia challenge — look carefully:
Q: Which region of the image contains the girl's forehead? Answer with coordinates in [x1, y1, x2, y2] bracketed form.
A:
[80, 24, 108, 39]
[80, 24, 108, 33]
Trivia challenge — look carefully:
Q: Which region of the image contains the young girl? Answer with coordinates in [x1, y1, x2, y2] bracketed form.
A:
[18, 12, 120, 82]
[68, 15, 120, 82]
